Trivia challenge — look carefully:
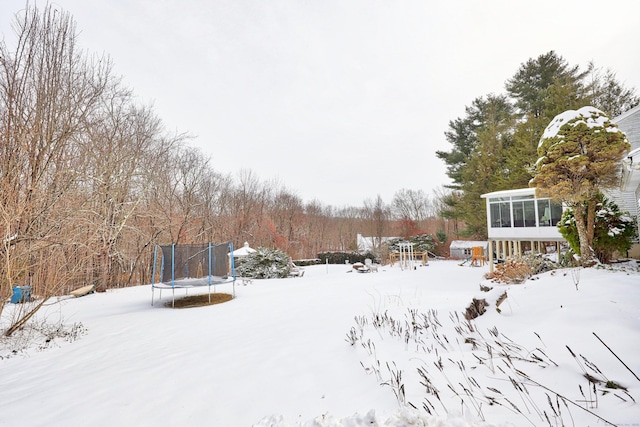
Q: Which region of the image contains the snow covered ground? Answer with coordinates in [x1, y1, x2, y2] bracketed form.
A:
[1, 259, 639, 426]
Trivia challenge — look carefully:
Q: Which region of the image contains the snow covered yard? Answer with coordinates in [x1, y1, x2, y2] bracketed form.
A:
[0, 260, 639, 426]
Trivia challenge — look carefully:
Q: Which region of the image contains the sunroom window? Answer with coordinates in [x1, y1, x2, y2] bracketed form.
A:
[537, 199, 563, 227]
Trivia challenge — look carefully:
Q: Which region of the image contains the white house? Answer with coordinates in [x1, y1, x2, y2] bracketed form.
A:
[612, 104, 640, 258]
[356, 233, 397, 253]
[480, 105, 640, 271]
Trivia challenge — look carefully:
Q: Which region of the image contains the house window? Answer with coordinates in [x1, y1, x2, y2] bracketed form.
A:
[537, 199, 563, 226]
[489, 194, 563, 228]
[489, 198, 512, 227]
[512, 196, 536, 227]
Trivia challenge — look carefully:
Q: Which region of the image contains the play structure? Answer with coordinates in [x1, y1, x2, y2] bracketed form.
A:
[389, 242, 429, 270]
[470, 246, 486, 266]
[151, 242, 236, 307]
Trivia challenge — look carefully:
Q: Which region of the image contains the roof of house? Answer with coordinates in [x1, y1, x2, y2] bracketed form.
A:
[480, 188, 536, 199]
[232, 242, 256, 257]
[450, 240, 487, 249]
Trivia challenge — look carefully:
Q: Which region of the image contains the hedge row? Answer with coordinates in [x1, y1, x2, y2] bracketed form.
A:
[317, 251, 380, 265]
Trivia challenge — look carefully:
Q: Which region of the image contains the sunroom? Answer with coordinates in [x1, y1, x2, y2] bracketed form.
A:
[480, 188, 566, 272]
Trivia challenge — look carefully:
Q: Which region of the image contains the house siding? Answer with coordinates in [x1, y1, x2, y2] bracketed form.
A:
[614, 105, 640, 151]
[612, 105, 640, 247]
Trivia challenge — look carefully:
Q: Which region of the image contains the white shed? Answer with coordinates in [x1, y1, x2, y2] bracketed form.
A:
[449, 240, 488, 260]
[232, 242, 256, 258]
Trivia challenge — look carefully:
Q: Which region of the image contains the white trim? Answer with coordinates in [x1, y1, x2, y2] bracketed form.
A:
[480, 188, 536, 199]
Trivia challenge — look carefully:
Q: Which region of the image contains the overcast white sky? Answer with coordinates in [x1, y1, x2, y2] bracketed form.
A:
[2, 1, 640, 207]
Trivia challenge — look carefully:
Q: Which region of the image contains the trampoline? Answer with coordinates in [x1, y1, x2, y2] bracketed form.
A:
[151, 242, 236, 307]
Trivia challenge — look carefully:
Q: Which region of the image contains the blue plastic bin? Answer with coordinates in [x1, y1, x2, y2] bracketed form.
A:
[11, 286, 31, 304]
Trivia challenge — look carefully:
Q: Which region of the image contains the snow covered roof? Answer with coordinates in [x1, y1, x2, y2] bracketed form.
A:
[539, 106, 625, 146]
[480, 188, 536, 199]
[449, 240, 487, 249]
[356, 234, 398, 252]
[231, 242, 256, 257]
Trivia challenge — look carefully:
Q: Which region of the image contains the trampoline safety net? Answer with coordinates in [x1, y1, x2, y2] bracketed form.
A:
[153, 242, 234, 287]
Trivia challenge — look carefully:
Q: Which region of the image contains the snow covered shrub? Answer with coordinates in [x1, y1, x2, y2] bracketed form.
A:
[292, 258, 321, 267]
[522, 253, 560, 275]
[317, 251, 378, 264]
[386, 234, 436, 254]
[558, 195, 638, 264]
[0, 317, 87, 359]
[235, 247, 291, 279]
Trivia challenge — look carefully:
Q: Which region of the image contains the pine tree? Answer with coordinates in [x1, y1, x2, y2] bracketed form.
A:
[501, 53, 590, 189]
[505, 51, 588, 119]
[437, 95, 514, 237]
[531, 107, 631, 264]
[436, 102, 484, 189]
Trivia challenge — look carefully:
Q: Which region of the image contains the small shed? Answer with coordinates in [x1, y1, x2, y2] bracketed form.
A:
[449, 240, 488, 260]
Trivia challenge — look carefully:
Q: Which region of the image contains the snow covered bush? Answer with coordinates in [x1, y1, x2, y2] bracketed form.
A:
[386, 234, 436, 253]
[558, 194, 638, 264]
[318, 251, 378, 265]
[521, 253, 561, 275]
[235, 247, 291, 279]
[0, 315, 86, 359]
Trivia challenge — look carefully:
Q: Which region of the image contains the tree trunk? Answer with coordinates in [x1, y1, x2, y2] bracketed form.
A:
[573, 207, 592, 265]
[586, 199, 597, 249]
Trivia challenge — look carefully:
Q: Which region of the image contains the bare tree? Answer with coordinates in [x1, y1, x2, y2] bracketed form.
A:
[362, 195, 391, 256]
[81, 80, 183, 291]
[225, 169, 271, 245]
[192, 168, 231, 243]
[301, 200, 331, 258]
[269, 187, 303, 254]
[392, 188, 433, 223]
[0, 4, 109, 331]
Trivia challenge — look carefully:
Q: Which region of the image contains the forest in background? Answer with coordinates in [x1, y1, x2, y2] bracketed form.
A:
[0, 5, 452, 305]
[1, 5, 637, 306]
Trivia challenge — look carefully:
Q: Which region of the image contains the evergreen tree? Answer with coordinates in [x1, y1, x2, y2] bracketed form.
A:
[437, 95, 514, 237]
[501, 53, 590, 189]
[505, 51, 588, 119]
[558, 195, 638, 264]
[500, 115, 545, 189]
[235, 247, 291, 279]
[531, 107, 630, 264]
[436, 102, 484, 189]
[386, 234, 436, 254]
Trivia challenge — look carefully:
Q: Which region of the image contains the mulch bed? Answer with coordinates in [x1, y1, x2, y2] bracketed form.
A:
[165, 293, 233, 308]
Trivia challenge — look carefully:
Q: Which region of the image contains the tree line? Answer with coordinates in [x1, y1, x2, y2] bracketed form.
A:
[437, 51, 639, 238]
[0, 4, 452, 316]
